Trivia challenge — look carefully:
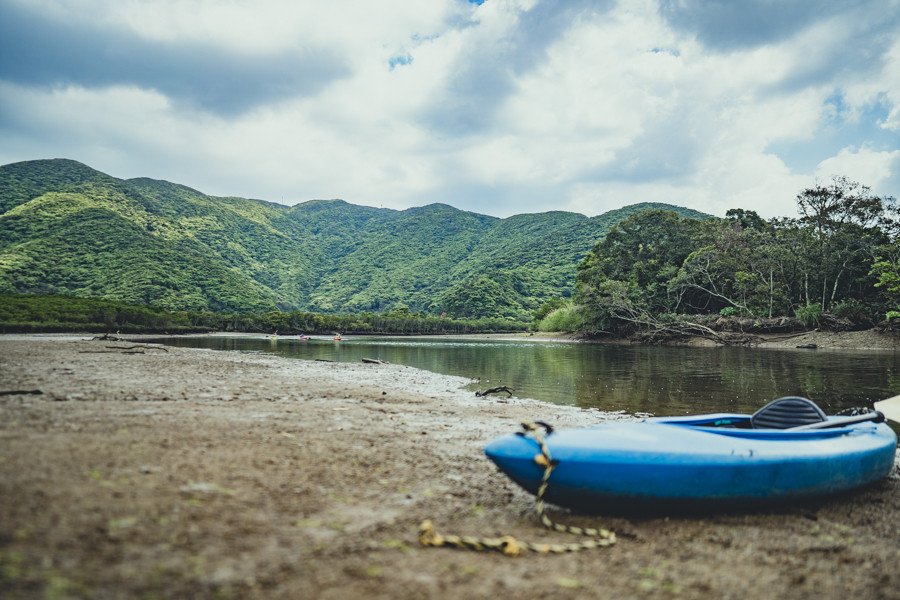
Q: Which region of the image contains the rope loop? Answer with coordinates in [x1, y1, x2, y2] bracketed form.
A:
[418, 420, 617, 556]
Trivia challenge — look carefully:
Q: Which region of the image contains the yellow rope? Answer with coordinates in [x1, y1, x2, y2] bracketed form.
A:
[419, 421, 616, 556]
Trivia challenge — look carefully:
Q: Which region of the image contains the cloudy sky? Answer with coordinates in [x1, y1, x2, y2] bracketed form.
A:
[0, 0, 898, 218]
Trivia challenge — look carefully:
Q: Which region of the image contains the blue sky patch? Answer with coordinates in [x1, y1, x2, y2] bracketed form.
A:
[388, 54, 414, 71]
[768, 99, 896, 173]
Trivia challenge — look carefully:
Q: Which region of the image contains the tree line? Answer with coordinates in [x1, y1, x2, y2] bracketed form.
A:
[0, 294, 527, 335]
[541, 177, 900, 336]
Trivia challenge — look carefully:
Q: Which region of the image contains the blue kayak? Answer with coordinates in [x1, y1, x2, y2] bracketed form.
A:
[484, 409, 897, 510]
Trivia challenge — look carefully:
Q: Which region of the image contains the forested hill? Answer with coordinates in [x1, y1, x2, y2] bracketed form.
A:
[0, 159, 709, 319]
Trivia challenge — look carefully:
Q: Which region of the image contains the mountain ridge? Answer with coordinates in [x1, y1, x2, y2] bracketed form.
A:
[0, 159, 712, 319]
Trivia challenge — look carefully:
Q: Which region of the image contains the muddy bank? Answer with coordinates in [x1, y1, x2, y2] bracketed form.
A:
[754, 329, 899, 350]
[648, 328, 900, 350]
[1, 335, 898, 599]
[424, 329, 900, 350]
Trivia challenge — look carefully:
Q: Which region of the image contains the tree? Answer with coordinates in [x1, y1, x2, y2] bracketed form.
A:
[577, 210, 709, 312]
[670, 218, 801, 318]
[870, 238, 900, 319]
[725, 208, 766, 231]
[576, 210, 710, 331]
[795, 177, 892, 311]
[797, 176, 884, 233]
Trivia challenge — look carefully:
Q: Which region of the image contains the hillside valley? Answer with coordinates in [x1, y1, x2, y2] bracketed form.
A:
[0, 159, 709, 319]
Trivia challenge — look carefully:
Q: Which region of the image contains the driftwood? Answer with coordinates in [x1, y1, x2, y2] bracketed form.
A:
[475, 385, 514, 398]
[0, 389, 42, 396]
[361, 358, 388, 365]
[90, 333, 129, 342]
[314, 359, 334, 362]
[106, 345, 168, 353]
[77, 344, 168, 355]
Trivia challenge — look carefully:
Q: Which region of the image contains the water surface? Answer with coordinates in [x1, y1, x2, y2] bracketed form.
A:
[151, 334, 900, 417]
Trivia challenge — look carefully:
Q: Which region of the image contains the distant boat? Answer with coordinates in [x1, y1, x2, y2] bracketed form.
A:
[298, 334, 310, 341]
[333, 334, 344, 341]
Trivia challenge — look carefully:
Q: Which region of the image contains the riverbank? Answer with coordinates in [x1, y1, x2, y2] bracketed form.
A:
[754, 329, 899, 350]
[1, 335, 898, 599]
[411, 328, 900, 351]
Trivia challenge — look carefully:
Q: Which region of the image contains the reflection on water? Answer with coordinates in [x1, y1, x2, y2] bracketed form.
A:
[150, 335, 900, 416]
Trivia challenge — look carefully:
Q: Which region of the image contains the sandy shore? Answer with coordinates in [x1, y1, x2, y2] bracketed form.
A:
[1, 335, 898, 599]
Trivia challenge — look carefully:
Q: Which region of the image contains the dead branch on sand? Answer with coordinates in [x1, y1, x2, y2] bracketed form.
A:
[476, 385, 514, 398]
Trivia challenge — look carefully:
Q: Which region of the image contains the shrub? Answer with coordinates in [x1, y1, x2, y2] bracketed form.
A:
[794, 303, 823, 327]
[538, 304, 585, 332]
[719, 306, 737, 317]
[533, 298, 568, 322]
[830, 299, 870, 324]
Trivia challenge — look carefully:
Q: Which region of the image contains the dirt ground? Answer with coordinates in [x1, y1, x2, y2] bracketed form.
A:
[1, 335, 898, 599]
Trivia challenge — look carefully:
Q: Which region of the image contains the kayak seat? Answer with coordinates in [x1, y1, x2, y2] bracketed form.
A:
[751, 396, 827, 429]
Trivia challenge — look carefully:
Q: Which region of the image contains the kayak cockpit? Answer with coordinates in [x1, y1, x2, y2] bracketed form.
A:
[649, 414, 870, 439]
[648, 396, 886, 439]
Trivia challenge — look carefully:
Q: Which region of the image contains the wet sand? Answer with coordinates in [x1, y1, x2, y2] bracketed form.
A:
[1, 335, 898, 599]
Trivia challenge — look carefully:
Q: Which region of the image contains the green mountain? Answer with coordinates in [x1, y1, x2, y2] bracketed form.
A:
[0, 159, 711, 319]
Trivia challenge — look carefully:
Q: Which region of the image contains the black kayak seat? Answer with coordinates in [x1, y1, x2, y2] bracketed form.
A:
[751, 396, 827, 429]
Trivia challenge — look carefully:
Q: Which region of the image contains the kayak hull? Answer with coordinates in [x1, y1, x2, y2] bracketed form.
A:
[483, 416, 897, 510]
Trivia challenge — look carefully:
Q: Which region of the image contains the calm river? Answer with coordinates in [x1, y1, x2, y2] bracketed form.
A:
[151, 334, 900, 418]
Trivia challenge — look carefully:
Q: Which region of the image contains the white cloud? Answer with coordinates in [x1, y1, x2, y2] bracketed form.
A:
[815, 147, 900, 191]
[0, 81, 188, 170]
[1, 0, 898, 218]
[16, 0, 462, 56]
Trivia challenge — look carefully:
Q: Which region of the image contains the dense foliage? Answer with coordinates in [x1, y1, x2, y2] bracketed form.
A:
[570, 177, 899, 335]
[0, 159, 706, 321]
[0, 294, 210, 333]
[16, 159, 893, 338]
[217, 309, 527, 335]
[0, 294, 526, 335]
